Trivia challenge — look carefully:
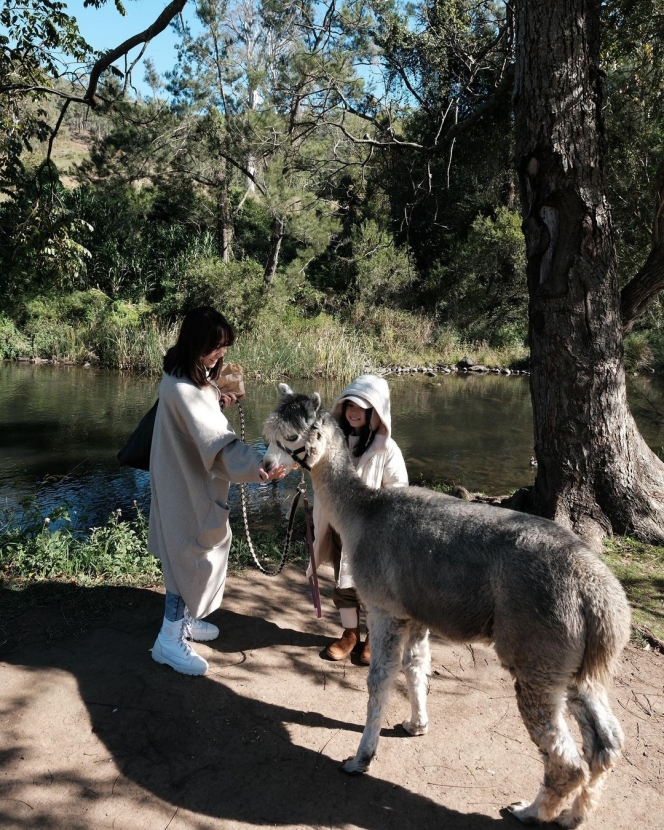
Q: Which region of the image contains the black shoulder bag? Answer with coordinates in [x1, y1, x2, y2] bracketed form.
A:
[117, 400, 158, 471]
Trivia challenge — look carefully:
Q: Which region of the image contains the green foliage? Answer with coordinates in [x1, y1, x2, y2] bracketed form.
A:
[350, 305, 437, 363]
[624, 331, 655, 371]
[602, 0, 664, 279]
[0, 165, 94, 301]
[0, 317, 31, 359]
[0, 502, 161, 583]
[232, 195, 273, 262]
[351, 221, 415, 306]
[22, 288, 110, 325]
[433, 208, 528, 346]
[233, 308, 371, 381]
[0, 1, 92, 185]
[158, 257, 265, 329]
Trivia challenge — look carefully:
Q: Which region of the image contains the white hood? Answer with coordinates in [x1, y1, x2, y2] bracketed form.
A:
[330, 374, 393, 442]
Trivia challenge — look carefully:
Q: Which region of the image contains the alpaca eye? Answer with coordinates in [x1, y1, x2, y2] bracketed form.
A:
[286, 434, 299, 442]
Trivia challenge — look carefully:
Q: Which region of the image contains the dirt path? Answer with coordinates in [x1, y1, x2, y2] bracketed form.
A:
[1, 566, 663, 829]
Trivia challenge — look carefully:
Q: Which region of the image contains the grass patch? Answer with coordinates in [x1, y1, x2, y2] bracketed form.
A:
[602, 536, 664, 643]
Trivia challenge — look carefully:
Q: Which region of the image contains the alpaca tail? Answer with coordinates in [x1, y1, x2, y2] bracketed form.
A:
[577, 556, 631, 687]
[571, 556, 631, 771]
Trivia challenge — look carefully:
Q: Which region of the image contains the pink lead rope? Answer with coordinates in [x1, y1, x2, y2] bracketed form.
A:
[302, 484, 322, 618]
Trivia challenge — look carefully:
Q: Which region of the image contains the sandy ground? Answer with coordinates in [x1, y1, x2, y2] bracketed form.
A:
[1, 565, 663, 830]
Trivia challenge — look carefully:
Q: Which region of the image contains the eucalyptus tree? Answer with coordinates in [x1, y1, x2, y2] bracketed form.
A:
[167, 0, 350, 281]
[280, 0, 516, 306]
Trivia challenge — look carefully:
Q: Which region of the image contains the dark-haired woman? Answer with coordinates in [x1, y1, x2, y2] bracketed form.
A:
[310, 374, 408, 664]
[148, 306, 286, 676]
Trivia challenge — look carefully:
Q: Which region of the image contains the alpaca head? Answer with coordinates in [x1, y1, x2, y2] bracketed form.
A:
[263, 383, 327, 472]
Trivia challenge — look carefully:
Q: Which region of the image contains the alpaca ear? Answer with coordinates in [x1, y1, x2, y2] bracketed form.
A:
[307, 392, 321, 414]
[278, 383, 294, 397]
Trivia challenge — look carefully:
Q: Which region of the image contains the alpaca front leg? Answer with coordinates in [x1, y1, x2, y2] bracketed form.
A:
[401, 623, 430, 736]
[341, 612, 406, 775]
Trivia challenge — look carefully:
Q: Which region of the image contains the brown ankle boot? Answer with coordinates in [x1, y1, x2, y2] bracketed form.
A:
[326, 628, 359, 660]
[360, 633, 370, 665]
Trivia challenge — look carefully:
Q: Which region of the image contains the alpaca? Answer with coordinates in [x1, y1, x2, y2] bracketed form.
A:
[263, 385, 631, 829]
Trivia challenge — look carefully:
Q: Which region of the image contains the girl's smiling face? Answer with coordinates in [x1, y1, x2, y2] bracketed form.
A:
[201, 342, 229, 370]
[345, 400, 368, 433]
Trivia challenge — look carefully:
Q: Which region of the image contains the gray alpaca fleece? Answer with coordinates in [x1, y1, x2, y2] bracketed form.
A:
[263, 385, 631, 829]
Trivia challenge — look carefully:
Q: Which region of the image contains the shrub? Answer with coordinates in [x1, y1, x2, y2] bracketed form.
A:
[435, 207, 528, 345]
[0, 502, 161, 582]
[624, 331, 654, 371]
[158, 257, 264, 329]
[352, 220, 415, 306]
[0, 317, 31, 358]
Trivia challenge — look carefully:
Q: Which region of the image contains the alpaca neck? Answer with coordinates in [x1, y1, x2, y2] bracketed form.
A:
[309, 422, 368, 529]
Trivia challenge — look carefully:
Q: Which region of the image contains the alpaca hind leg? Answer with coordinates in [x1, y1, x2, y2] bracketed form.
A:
[560, 681, 624, 828]
[401, 623, 430, 736]
[507, 678, 588, 826]
[341, 612, 406, 775]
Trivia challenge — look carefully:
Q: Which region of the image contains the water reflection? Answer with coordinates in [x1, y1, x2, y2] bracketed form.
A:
[2, 363, 664, 530]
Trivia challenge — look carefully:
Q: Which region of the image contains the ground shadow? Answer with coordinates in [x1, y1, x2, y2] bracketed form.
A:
[0, 582, 516, 829]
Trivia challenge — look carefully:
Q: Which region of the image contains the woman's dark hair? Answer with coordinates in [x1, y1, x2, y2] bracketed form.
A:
[164, 306, 235, 387]
[339, 402, 376, 458]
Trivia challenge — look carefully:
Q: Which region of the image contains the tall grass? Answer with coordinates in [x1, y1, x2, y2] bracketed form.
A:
[2, 289, 533, 377]
[234, 317, 370, 381]
[96, 318, 177, 371]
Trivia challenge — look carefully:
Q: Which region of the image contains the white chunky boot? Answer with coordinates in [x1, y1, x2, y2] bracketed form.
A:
[152, 616, 209, 676]
[184, 609, 220, 642]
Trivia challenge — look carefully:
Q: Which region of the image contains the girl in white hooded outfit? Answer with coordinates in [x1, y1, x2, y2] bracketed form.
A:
[312, 374, 408, 663]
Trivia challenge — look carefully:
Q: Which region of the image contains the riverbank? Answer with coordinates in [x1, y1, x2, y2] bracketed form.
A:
[0, 290, 526, 382]
[3, 288, 661, 380]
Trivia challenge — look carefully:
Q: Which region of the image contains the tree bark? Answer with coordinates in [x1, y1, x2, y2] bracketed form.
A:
[263, 216, 285, 289]
[513, 0, 664, 547]
[215, 166, 233, 263]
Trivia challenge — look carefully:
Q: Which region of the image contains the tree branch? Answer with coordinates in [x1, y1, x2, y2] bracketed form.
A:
[84, 0, 190, 106]
[621, 244, 664, 334]
[621, 168, 664, 334]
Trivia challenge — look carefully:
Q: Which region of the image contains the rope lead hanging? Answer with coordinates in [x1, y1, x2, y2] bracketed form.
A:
[237, 401, 301, 576]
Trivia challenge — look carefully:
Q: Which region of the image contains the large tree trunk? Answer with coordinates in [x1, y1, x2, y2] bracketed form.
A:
[513, 0, 664, 547]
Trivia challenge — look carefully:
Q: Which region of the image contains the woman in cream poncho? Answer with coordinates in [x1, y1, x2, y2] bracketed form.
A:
[148, 307, 286, 676]
[312, 374, 408, 663]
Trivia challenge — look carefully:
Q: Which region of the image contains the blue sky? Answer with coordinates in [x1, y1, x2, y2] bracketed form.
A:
[64, 0, 192, 96]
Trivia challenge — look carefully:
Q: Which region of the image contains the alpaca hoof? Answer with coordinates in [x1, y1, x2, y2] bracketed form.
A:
[340, 755, 370, 775]
[401, 719, 428, 736]
[506, 800, 539, 824]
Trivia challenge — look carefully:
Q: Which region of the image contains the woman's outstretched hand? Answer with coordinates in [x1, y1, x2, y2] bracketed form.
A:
[259, 464, 287, 482]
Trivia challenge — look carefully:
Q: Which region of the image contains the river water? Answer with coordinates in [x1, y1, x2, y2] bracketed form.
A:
[2, 362, 664, 530]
